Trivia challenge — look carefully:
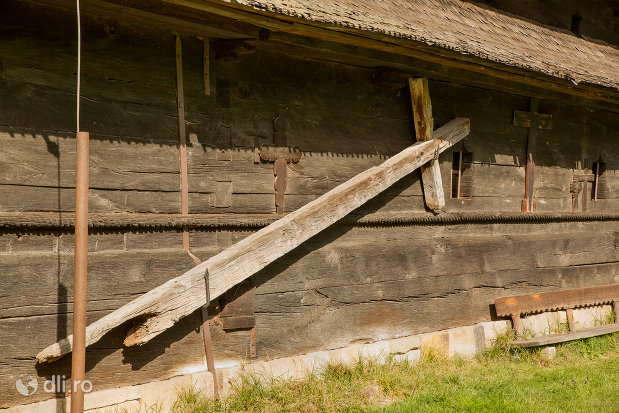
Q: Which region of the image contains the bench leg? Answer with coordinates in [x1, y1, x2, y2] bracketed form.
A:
[613, 301, 619, 323]
[566, 308, 575, 332]
[511, 314, 524, 338]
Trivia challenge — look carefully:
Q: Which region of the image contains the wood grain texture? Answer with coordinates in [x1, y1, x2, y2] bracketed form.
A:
[1, 3, 619, 407]
[2, 221, 618, 406]
[409, 78, 444, 211]
[513, 324, 619, 347]
[36, 118, 470, 362]
[167, 0, 619, 106]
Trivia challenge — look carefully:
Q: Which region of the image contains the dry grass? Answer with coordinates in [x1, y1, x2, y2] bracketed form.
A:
[170, 332, 619, 412]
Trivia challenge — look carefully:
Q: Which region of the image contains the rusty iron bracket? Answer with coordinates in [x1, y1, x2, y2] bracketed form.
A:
[253, 117, 302, 214]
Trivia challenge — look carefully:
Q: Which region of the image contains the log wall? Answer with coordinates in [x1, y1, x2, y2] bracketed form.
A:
[0, 1, 618, 407]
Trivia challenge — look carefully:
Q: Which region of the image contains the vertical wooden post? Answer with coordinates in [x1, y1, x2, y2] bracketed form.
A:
[71, 131, 89, 413]
[523, 97, 538, 212]
[203, 38, 211, 96]
[249, 326, 257, 358]
[511, 314, 524, 338]
[175, 35, 191, 253]
[457, 150, 463, 199]
[566, 308, 575, 331]
[409, 78, 444, 211]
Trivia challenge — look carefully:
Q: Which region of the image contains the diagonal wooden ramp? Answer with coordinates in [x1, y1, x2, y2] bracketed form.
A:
[37, 118, 470, 363]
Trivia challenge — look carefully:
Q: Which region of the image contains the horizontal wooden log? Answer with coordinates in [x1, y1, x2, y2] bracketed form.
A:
[512, 324, 619, 348]
[2, 222, 617, 405]
[36, 118, 470, 362]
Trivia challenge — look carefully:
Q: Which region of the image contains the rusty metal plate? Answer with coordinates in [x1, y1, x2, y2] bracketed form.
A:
[495, 284, 619, 317]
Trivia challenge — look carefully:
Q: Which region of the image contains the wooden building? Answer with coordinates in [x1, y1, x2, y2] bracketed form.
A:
[1, 0, 618, 408]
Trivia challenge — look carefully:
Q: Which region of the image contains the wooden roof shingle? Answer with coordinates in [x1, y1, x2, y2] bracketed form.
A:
[218, 0, 619, 91]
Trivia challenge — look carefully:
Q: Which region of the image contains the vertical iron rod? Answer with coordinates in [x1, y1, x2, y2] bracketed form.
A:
[71, 131, 89, 413]
[201, 269, 220, 399]
[201, 308, 220, 400]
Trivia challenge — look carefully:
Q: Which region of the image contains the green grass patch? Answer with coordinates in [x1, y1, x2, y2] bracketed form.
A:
[171, 332, 619, 412]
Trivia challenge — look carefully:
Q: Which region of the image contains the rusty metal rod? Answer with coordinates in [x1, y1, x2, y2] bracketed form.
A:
[201, 269, 219, 399]
[3, 211, 619, 231]
[201, 307, 220, 400]
[71, 131, 89, 413]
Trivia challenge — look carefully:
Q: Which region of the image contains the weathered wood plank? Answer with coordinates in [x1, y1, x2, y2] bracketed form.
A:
[2, 222, 617, 405]
[409, 77, 444, 210]
[36, 118, 470, 362]
[252, 261, 619, 357]
[0, 311, 250, 408]
[251, 229, 619, 297]
[512, 324, 619, 347]
[0, 131, 180, 191]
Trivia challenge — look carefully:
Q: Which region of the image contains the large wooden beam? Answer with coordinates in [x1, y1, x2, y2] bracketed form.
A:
[36, 118, 470, 363]
[409, 78, 444, 211]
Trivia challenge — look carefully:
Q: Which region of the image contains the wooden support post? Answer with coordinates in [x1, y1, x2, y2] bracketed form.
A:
[175, 35, 192, 254]
[409, 78, 444, 211]
[203, 38, 210, 96]
[513, 98, 551, 212]
[566, 308, 575, 332]
[613, 301, 619, 323]
[511, 314, 524, 338]
[523, 98, 538, 212]
[250, 327, 257, 358]
[37, 118, 470, 362]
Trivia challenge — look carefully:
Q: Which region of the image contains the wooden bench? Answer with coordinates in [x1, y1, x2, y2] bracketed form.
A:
[494, 284, 619, 347]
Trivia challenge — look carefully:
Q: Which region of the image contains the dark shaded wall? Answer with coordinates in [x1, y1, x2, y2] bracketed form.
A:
[1, 1, 618, 408]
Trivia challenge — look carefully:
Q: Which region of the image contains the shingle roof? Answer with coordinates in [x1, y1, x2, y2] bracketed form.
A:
[220, 0, 619, 90]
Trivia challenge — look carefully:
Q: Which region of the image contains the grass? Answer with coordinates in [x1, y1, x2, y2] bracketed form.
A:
[170, 332, 619, 413]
